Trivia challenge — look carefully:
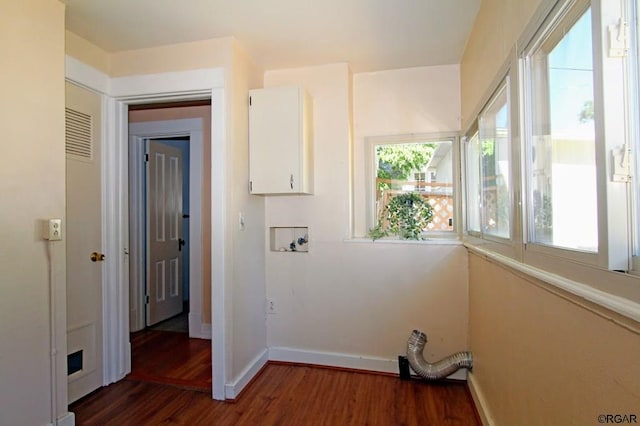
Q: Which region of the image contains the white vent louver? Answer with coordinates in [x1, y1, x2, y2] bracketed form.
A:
[65, 107, 93, 159]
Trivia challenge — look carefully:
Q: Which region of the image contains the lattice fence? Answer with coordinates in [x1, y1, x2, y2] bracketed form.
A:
[376, 187, 454, 232]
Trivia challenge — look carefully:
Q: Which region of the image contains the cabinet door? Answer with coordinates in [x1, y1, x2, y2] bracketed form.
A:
[249, 87, 302, 194]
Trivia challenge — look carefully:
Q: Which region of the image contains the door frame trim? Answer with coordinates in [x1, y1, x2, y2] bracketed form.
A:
[129, 119, 206, 338]
[65, 56, 228, 401]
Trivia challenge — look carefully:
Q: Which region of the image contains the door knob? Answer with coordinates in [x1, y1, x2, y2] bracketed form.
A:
[90, 252, 105, 262]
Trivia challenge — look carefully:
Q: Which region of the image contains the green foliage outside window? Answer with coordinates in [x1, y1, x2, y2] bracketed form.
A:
[369, 192, 434, 240]
[376, 143, 435, 190]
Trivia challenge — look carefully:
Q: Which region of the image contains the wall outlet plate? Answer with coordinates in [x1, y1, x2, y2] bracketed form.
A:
[43, 218, 62, 241]
[266, 298, 276, 314]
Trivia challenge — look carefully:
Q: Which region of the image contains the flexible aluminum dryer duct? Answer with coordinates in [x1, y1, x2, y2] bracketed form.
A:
[406, 329, 473, 380]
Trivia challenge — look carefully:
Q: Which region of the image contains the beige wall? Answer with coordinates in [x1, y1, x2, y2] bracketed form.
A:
[129, 105, 213, 323]
[65, 32, 235, 78]
[264, 64, 469, 367]
[65, 30, 110, 74]
[0, 1, 69, 425]
[461, 0, 640, 423]
[110, 37, 233, 77]
[469, 254, 640, 425]
[66, 32, 270, 391]
[460, 0, 541, 128]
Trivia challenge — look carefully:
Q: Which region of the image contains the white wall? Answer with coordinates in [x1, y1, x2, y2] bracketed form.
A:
[0, 1, 68, 425]
[264, 64, 469, 371]
[227, 39, 268, 385]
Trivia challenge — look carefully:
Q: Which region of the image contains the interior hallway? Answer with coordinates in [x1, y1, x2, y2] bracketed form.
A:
[126, 310, 212, 392]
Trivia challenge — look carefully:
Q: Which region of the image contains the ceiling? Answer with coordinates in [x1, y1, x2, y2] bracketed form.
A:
[63, 0, 481, 73]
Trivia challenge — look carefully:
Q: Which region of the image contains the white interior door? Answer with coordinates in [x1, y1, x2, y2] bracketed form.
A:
[147, 140, 184, 325]
[65, 81, 103, 403]
[128, 119, 205, 338]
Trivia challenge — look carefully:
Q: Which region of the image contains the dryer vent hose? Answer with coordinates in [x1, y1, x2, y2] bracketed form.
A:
[406, 329, 473, 380]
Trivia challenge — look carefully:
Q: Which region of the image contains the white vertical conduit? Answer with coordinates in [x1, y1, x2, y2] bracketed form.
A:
[406, 329, 473, 380]
[46, 241, 58, 425]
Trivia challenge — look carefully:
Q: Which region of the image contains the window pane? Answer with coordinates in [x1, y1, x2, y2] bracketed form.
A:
[529, 7, 597, 251]
[374, 141, 454, 235]
[479, 84, 510, 238]
[466, 133, 481, 233]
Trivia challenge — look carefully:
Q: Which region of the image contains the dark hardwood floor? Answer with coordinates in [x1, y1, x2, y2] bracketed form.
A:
[126, 329, 212, 392]
[71, 360, 480, 425]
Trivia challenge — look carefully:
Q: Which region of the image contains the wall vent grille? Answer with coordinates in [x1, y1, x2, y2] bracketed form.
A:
[65, 107, 93, 159]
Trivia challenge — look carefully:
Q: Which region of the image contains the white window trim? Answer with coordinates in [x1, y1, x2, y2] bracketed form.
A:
[462, 129, 481, 237]
[462, 50, 522, 260]
[364, 132, 461, 241]
[628, 0, 640, 274]
[518, 0, 634, 272]
[463, 0, 640, 322]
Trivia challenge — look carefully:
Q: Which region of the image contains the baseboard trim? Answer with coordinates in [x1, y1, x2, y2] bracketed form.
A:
[201, 323, 212, 338]
[188, 313, 211, 340]
[268, 347, 467, 380]
[468, 372, 494, 426]
[224, 348, 269, 400]
[222, 347, 468, 402]
[49, 411, 75, 426]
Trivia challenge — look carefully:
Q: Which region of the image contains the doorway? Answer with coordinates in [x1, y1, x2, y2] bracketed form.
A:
[145, 137, 189, 328]
[128, 108, 210, 339]
[127, 104, 212, 391]
[66, 61, 228, 400]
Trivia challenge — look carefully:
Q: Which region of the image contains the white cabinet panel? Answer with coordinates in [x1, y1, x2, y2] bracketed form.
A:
[249, 86, 313, 195]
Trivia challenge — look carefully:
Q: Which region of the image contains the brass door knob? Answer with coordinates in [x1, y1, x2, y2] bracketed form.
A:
[90, 252, 105, 262]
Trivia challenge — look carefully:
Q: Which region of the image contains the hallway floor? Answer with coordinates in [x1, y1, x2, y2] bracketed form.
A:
[126, 328, 212, 392]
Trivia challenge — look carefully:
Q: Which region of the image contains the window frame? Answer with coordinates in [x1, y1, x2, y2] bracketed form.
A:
[519, 0, 634, 273]
[365, 132, 461, 241]
[629, 0, 640, 275]
[463, 127, 481, 237]
[520, 0, 601, 266]
[462, 53, 523, 259]
[478, 80, 513, 241]
[462, 0, 640, 325]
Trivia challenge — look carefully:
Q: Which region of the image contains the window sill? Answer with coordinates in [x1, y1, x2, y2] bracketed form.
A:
[345, 237, 463, 246]
[465, 242, 640, 324]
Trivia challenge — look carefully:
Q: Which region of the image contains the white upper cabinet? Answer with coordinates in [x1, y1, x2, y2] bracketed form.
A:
[249, 86, 313, 195]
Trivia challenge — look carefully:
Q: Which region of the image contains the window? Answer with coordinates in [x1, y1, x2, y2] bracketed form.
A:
[463, 0, 639, 271]
[465, 131, 481, 234]
[524, 3, 597, 252]
[478, 82, 511, 239]
[464, 77, 513, 246]
[517, 0, 638, 271]
[462, 0, 640, 322]
[369, 136, 456, 238]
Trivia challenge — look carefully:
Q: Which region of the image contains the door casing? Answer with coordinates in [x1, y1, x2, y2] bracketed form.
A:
[65, 58, 228, 400]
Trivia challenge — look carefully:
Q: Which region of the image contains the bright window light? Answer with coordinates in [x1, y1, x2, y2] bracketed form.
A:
[527, 7, 597, 252]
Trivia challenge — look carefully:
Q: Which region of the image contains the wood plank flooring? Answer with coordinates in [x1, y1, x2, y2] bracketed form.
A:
[126, 330, 212, 391]
[71, 362, 480, 425]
